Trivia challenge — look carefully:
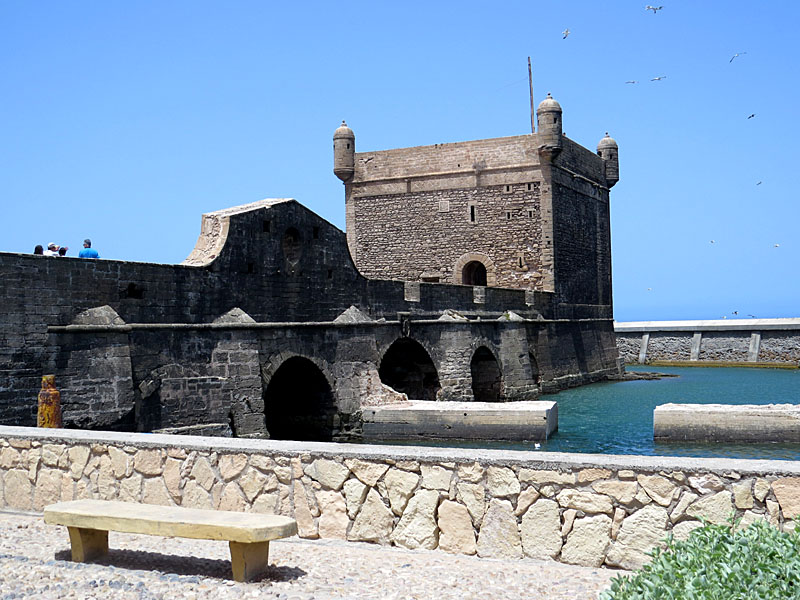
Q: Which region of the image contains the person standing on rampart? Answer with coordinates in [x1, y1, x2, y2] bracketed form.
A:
[43, 242, 59, 256]
[78, 239, 99, 259]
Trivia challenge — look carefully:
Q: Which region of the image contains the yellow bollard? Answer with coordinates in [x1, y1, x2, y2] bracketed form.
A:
[37, 374, 62, 428]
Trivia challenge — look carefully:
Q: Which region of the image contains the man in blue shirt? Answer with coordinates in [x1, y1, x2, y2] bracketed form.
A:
[78, 239, 99, 259]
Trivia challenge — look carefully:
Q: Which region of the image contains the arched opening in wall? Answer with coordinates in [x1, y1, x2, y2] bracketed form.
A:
[528, 351, 541, 385]
[379, 338, 441, 401]
[462, 261, 488, 286]
[264, 357, 336, 441]
[471, 346, 503, 402]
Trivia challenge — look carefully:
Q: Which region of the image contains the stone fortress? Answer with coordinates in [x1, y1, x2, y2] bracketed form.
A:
[0, 94, 622, 441]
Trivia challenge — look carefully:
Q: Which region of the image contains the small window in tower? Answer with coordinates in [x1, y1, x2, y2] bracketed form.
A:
[553, 116, 557, 124]
[504, 185, 511, 193]
[519, 257, 523, 268]
[327, 269, 333, 279]
[263, 220, 271, 233]
[347, 143, 350, 149]
[528, 210, 533, 218]
[527, 183, 532, 191]
[470, 205, 476, 222]
[313, 226, 319, 240]
[506, 211, 511, 220]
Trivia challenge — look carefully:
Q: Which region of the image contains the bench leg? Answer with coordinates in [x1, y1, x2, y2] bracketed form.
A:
[229, 540, 270, 582]
[67, 527, 109, 562]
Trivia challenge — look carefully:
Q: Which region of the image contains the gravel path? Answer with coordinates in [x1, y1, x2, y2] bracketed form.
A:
[0, 510, 626, 599]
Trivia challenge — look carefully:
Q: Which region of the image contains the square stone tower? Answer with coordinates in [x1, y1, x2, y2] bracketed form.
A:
[334, 95, 619, 317]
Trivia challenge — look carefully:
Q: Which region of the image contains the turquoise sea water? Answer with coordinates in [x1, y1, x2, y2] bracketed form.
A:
[380, 367, 800, 460]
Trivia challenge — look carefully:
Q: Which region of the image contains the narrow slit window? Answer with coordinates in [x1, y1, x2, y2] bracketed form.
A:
[263, 220, 271, 233]
[312, 226, 319, 240]
[470, 205, 476, 222]
[506, 211, 511, 220]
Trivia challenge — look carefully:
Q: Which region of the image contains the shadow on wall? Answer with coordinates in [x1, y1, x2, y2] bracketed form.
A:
[378, 338, 441, 401]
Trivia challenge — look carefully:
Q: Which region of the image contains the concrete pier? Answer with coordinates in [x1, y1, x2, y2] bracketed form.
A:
[362, 400, 557, 441]
[654, 403, 800, 442]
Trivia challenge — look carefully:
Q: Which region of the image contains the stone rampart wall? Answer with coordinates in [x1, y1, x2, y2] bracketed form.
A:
[3, 426, 800, 571]
[616, 320, 800, 366]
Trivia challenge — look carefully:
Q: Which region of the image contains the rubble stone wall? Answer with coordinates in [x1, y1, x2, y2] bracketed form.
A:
[3, 426, 800, 571]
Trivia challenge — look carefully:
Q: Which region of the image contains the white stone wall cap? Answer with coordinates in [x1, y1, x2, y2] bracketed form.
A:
[537, 93, 562, 112]
[615, 318, 800, 332]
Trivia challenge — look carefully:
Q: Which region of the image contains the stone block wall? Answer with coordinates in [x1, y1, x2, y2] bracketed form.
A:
[4, 426, 799, 571]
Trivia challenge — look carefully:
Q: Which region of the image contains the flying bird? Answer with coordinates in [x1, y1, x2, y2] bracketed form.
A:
[732, 311, 739, 316]
[651, 76, 667, 81]
[710, 240, 715, 244]
[730, 52, 747, 63]
[562, 28, 570, 39]
[747, 113, 756, 119]
[756, 181, 762, 185]
[645, 5, 663, 13]
[625, 80, 639, 84]
[774, 244, 780, 248]
[748, 314, 757, 318]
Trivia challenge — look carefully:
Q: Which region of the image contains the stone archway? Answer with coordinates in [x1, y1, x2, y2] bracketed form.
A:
[379, 338, 441, 401]
[471, 346, 503, 402]
[453, 252, 497, 286]
[263, 356, 336, 441]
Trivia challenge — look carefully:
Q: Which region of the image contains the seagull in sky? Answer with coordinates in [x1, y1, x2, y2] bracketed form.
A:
[732, 311, 739, 316]
[757, 181, 762, 185]
[651, 76, 667, 81]
[730, 52, 747, 63]
[647, 287, 652, 291]
[625, 80, 639, 84]
[645, 5, 663, 14]
[710, 240, 715, 244]
[774, 243, 780, 248]
[748, 314, 757, 318]
[562, 28, 570, 39]
[747, 113, 756, 119]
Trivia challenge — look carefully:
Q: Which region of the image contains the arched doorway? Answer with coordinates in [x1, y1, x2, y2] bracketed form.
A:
[379, 338, 441, 401]
[462, 261, 488, 286]
[471, 346, 503, 402]
[264, 357, 336, 441]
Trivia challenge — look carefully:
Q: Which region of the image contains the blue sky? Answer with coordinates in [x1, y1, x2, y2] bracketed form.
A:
[2, 1, 797, 321]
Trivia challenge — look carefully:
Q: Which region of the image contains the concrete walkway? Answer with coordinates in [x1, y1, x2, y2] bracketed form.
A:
[0, 510, 625, 599]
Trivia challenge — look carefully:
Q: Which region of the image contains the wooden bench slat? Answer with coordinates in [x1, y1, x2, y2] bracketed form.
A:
[44, 500, 297, 543]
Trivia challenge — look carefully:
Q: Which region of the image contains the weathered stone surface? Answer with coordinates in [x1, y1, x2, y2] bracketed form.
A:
[251, 491, 279, 514]
[578, 468, 611, 483]
[671, 520, 703, 541]
[753, 478, 771, 502]
[456, 462, 484, 483]
[384, 468, 419, 515]
[133, 449, 163, 476]
[771, 477, 800, 519]
[274, 466, 292, 484]
[437, 500, 476, 555]
[181, 479, 212, 509]
[736, 510, 767, 531]
[514, 486, 540, 516]
[606, 504, 669, 570]
[618, 470, 636, 480]
[317, 490, 348, 539]
[41, 445, 63, 468]
[561, 515, 612, 567]
[218, 454, 248, 481]
[394, 460, 420, 472]
[520, 499, 562, 560]
[556, 489, 613, 514]
[634, 487, 652, 506]
[420, 464, 451, 491]
[143, 478, 174, 507]
[637, 475, 676, 506]
[592, 480, 637, 505]
[686, 491, 734, 525]
[293, 481, 318, 539]
[68, 446, 90, 480]
[189, 457, 216, 492]
[611, 507, 625, 540]
[343, 478, 368, 518]
[33, 468, 62, 510]
[732, 479, 754, 509]
[163, 458, 182, 502]
[456, 482, 486, 526]
[349, 488, 394, 544]
[766, 499, 780, 526]
[670, 491, 698, 523]
[119, 473, 142, 502]
[95, 455, 116, 500]
[518, 469, 576, 485]
[249, 455, 276, 473]
[486, 466, 520, 497]
[688, 474, 725, 494]
[476, 499, 522, 559]
[344, 459, 389, 487]
[304, 459, 349, 491]
[239, 467, 269, 503]
[561, 508, 578, 536]
[0, 447, 20, 469]
[391, 489, 440, 550]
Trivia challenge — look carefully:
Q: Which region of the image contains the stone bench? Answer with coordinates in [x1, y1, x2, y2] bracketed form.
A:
[43, 499, 297, 582]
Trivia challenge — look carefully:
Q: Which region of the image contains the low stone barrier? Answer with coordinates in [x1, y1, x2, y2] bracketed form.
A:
[2, 426, 800, 571]
[654, 403, 800, 442]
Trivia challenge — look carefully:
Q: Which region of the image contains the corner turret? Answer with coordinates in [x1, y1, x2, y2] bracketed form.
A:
[333, 120, 355, 182]
[536, 93, 563, 153]
[597, 133, 619, 188]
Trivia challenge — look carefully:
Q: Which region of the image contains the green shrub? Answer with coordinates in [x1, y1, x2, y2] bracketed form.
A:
[601, 519, 800, 600]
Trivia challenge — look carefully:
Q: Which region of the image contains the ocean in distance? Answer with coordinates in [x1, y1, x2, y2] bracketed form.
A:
[378, 366, 800, 461]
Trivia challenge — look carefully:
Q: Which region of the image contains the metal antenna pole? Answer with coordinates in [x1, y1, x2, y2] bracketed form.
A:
[528, 57, 535, 133]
